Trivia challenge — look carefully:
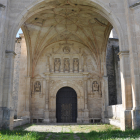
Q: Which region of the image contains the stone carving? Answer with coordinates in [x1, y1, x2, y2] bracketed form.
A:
[54, 58, 61, 72]
[73, 58, 79, 72]
[34, 81, 41, 92]
[92, 81, 99, 92]
[78, 80, 83, 87]
[63, 46, 70, 54]
[64, 58, 70, 72]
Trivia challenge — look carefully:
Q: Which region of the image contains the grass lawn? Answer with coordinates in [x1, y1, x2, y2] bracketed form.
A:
[0, 124, 140, 140]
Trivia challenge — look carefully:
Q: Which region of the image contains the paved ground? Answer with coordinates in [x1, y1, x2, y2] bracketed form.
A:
[24, 124, 90, 140]
[21, 123, 111, 140]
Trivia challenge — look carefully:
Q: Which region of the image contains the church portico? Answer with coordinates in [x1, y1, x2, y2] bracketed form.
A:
[29, 42, 102, 123]
[1, 0, 140, 131]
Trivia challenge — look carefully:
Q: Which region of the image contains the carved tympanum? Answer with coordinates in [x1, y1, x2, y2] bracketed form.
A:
[34, 81, 41, 92]
[64, 58, 70, 72]
[73, 58, 79, 72]
[92, 81, 99, 92]
[55, 58, 61, 72]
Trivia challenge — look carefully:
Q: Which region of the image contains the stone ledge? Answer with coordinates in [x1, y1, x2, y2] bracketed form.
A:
[105, 118, 121, 128]
[13, 118, 30, 128]
[0, 4, 5, 8]
[5, 50, 16, 55]
[130, 2, 140, 8]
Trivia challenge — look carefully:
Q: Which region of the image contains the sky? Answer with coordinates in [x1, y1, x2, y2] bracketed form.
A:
[16, 28, 113, 38]
[16, 28, 23, 37]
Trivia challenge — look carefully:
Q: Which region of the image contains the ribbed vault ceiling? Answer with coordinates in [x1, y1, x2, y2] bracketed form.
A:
[22, 0, 112, 74]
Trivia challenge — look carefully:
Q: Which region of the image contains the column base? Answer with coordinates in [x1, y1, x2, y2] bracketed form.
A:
[44, 110, 50, 123]
[120, 110, 132, 130]
[101, 111, 108, 123]
[132, 110, 140, 129]
[83, 109, 89, 123]
[0, 107, 14, 130]
[43, 119, 50, 123]
[77, 118, 82, 123]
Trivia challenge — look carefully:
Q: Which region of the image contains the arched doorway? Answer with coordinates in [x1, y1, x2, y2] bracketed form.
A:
[56, 87, 77, 123]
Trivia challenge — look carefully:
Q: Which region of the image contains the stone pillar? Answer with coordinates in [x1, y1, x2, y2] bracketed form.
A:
[0, 4, 7, 129]
[60, 57, 64, 73]
[46, 55, 50, 72]
[70, 56, 73, 73]
[79, 55, 82, 72]
[119, 51, 133, 130]
[83, 72, 89, 123]
[51, 55, 54, 73]
[1, 51, 16, 130]
[0, 4, 6, 108]
[43, 73, 50, 123]
[25, 77, 31, 118]
[101, 76, 109, 123]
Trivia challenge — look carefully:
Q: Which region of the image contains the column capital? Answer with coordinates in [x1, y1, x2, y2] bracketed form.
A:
[118, 50, 129, 58]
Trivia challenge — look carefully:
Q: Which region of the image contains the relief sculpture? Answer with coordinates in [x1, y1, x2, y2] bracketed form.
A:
[92, 81, 99, 92]
[34, 81, 41, 92]
[73, 58, 79, 72]
[64, 58, 70, 72]
[63, 46, 70, 54]
[55, 58, 61, 72]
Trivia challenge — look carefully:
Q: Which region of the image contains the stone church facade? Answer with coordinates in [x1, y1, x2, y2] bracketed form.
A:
[0, 0, 140, 131]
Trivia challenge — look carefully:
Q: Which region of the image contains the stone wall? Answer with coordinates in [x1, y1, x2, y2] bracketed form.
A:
[13, 35, 121, 122]
[106, 38, 122, 105]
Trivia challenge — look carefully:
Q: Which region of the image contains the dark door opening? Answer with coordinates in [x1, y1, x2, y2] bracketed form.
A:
[56, 87, 77, 123]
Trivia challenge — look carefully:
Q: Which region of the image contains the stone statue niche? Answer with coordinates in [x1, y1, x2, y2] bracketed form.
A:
[92, 81, 99, 92]
[73, 58, 79, 73]
[64, 58, 70, 73]
[34, 81, 41, 92]
[54, 58, 61, 73]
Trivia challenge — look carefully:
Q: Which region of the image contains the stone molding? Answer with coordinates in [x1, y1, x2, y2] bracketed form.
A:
[5, 50, 16, 55]
[118, 51, 129, 58]
[130, 2, 140, 9]
[0, 4, 5, 8]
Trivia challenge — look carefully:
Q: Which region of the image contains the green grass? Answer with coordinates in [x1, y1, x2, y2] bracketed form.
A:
[0, 124, 140, 140]
[0, 129, 47, 140]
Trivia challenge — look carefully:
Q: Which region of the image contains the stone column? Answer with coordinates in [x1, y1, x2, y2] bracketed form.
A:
[0, 4, 6, 108]
[83, 72, 89, 123]
[101, 76, 109, 123]
[60, 56, 64, 73]
[119, 51, 133, 130]
[0, 3, 7, 129]
[123, 0, 140, 130]
[1, 51, 16, 130]
[51, 56, 54, 73]
[25, 77, 31, 118]
[70, 56, 73, 73]
[79, 54, 82, 72]
[43, 73, 50, 123]
[46, 55, 50, 72]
